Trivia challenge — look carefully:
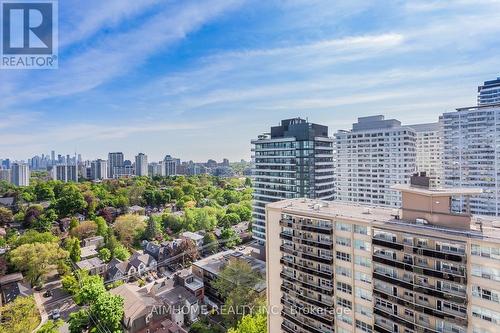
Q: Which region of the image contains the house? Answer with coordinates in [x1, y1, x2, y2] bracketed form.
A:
[58, 217, 72, 232]
[128, 205, 145, 215]
[173, 269, 204, 302]
[74, 213, 86, 221]
[107, 258, 129, 282]
[0, 197, 15, 209]
[153, 319, 188, 333]
[80, 245, 99, 260]
[106, 254, 157, 282]
[111, 277, 200, 333]
[0, 273, 32, 304]
[192, 246, 265, 306]
[82, 235, 104, 248]
[75, 257, 107, 276]
[143, 240, 183, 268]
[214, 221, 250, 240]
[111, 283, 165, 333]
[127, 253, 157, 277]
[180, 232, 204, 248]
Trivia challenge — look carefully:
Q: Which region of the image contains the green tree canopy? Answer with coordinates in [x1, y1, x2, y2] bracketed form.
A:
[0, 296, 40, 333]
[9, 242, 69, 285]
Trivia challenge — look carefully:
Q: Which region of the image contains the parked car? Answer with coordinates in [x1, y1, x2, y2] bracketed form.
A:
[50, 309, 60, 320]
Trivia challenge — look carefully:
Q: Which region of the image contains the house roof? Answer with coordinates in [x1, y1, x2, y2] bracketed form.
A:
[128, 253, 156, 269]
[0, 197, 14, 207]
[76, 257, 105, 270]
[0, 273, 23, 286]
[110, 284, 157, 327]
[181, 231, 203, 242]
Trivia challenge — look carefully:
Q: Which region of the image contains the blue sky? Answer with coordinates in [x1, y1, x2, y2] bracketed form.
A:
[1, 0, 500, 162]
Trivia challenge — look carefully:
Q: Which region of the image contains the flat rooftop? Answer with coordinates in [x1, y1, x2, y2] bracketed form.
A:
[392, 184, 483, 196]
[267, 198, 500, 243]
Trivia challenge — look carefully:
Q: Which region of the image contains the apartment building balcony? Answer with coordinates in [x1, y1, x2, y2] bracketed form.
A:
[280, 284, 334, 310]
[280, 245, 333, 265]
[280, 257, 333, 279]
[280, 271, 334, 295]
[281, 298, 335, 327]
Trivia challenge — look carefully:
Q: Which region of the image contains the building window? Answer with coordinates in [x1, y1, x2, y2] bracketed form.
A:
[355, 271, 372, 284]
[356, 320, 372, 333]
[336, 236, 351, 247]
[355, 287, 372, 301]
[354, 255, 372, 268]
[336, 282, 352, 294]
[336, 265, 352, 278]
[336, 222, 352, 232]
[472, 285, 500, 303]
[336, 251, 351, 262]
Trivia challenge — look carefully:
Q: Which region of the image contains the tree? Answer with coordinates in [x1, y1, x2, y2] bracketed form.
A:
[9, 242, 69, 286]
[221, 213, 241, 228]
[94, 216, 108, 237]
[10, 230, 58, 248]
[113, 214, 146, 247]
[68, 308, 90, 333]
[0, 296, 40, 333]
[213, 260, 263, 327]
[162, 213, 184, 234]
[220, 228, 241, 248]
[38, 319, 64, 333]
[91, 292, 124, 332]
[113, 244, 130, 261]
[203, 232, 218, 254]
[144, 216, 162, 241]
[70, 220, 97, 240]
[64, 237, 81, 262]
[98, 248, 111, 262]
[67, 270, 123, 333]
[23, 204, 43, 228]
[171, 239, 199, 267]
[104, 228, 119, 253]
[0, 207, 13, 226]
[227, 311, 267, 333]
[244, 177, 252, 187]
[55, 184, 87, 217]
[34, 208, 58, 232]
[34, 182, 55, 202]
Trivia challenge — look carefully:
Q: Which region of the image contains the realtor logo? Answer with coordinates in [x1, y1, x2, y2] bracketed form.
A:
[1, 0, 58, 69]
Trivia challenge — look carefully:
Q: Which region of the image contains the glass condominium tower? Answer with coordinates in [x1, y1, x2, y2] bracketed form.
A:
[251, 118, 335, 243]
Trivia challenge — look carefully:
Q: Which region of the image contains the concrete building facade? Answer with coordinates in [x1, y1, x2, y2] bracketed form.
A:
[266, 174, 500, 333]
[410, 121, 444, 188]
[335, 115, 416, 207]
[251, 118, 335, 243]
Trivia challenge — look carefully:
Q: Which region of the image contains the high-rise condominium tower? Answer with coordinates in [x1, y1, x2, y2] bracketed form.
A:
[409, 120, 444, 188]
[11, 163, 30, 186]
[108, 152, 124, 178]
[91, 159, 108, 180]
[443, 103, 500, 216]
[266, 174, 499, 333]
[164, 155, 177, 176]
[251, 118, 335, 243]
[478, 76, 500, 105]
[443, 78, 500, 216]
[52, 164, 78, 182]
[335, 115, 416, 207]
[135, 153, 148, 177]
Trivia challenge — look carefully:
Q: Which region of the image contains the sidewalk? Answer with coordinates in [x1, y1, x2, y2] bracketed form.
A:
[32, 290, 49, 332]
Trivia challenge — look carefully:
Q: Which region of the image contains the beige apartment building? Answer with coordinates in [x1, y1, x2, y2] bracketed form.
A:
[266, 173, 500, 333]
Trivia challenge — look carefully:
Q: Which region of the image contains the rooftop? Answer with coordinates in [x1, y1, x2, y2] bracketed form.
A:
[76, 257, 105, 270]
[193, 246, 266, 277]
[391, 184, 483, 196]
[267, 198, 500, 243]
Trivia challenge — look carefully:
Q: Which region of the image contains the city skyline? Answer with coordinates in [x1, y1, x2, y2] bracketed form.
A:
[1, 1, 500, 161]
